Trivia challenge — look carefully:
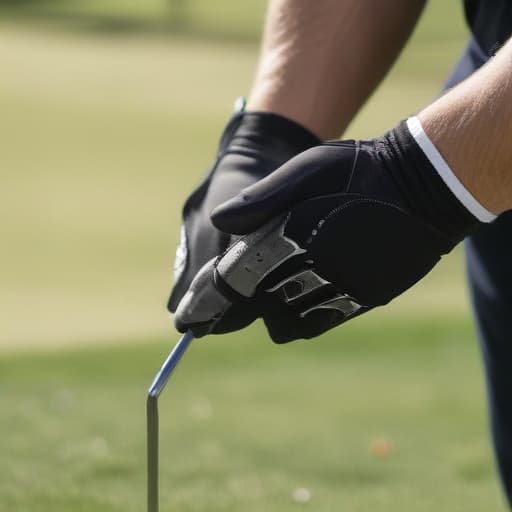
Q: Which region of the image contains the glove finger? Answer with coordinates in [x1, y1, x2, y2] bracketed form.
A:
[264, 308, 352, 344]
[168, 150, 278, 312]
[173, 254, 261, 338]
[211, 143, 357, 235]
[174, 213, 307, 337]
[173, 258, 230, 337]
[260, 270, 366, 343]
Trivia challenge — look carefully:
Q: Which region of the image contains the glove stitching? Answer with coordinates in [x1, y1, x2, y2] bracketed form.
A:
[305, 197, 408, 247]
[345, 142, 361, 193]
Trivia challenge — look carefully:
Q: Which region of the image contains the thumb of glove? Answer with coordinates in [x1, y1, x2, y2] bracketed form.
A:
[210, 143, 357, 235]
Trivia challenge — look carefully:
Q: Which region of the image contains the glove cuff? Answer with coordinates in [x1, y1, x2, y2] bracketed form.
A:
[406, 116, 496, 223]
[381, 120, 483, 243]
[229, 111, 321, 155]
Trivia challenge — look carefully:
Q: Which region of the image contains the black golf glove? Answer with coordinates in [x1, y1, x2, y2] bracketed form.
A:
[174, 120, 482, 343]
[167, 100, 320, 316]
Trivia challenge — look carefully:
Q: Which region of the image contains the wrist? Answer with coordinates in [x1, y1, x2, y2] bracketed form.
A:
[407, 116, 496, 223]
[380, 120, 486, 243]
[417, 110, 506, 217]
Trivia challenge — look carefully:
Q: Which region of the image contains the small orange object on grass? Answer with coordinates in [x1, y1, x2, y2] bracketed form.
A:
[370, 438, 392, 458]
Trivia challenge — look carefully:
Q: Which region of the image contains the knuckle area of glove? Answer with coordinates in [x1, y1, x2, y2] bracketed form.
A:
[290, 199, 444, 307]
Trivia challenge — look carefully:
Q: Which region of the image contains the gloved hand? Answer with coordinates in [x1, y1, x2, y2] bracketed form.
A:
[167, 99, 320, 321]
[174, 120, 482, 343]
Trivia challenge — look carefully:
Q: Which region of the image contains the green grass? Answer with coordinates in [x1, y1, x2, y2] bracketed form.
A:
[0, 318, 505, 511]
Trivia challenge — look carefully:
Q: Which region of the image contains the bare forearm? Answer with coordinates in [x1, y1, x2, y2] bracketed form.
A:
[247, 0, 426, 139]
[419, 38, 512, 215]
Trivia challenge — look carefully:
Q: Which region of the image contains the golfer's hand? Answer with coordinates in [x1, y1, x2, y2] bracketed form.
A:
[174, 120, 481, 343]
[167, 101, 319, 316]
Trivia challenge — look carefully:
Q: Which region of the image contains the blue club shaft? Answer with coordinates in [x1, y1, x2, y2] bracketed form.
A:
[147, 330, 194, 512]
[148, 330, 194, 398]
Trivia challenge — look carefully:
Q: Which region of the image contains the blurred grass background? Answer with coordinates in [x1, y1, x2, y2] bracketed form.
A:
[1, 2, 506, 511]
[1, 0, 471, 349]
[0, 320, 504, 511]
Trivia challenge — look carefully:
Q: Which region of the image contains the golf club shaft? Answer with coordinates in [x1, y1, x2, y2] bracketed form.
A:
[147, 330, 194, 512]
[148, 330, 194, 399]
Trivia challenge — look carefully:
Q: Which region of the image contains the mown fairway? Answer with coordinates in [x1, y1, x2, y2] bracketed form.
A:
[0, 318, 505, 511]
[0, 1, 506, 510]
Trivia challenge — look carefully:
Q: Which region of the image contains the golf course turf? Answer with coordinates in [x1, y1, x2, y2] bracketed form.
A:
[0, 317, 504, 511]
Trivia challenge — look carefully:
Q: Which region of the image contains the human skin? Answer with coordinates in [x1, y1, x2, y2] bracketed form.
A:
[247, 0, 427, 139]
[418, 37, 512, 216]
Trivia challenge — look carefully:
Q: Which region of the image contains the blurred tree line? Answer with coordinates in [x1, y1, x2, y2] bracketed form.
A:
[0, 0, 264, 43]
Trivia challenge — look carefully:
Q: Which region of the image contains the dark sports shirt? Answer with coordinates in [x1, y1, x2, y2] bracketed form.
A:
[464, 0, 512, 55]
